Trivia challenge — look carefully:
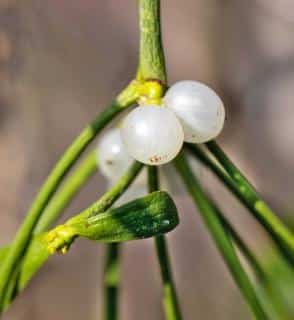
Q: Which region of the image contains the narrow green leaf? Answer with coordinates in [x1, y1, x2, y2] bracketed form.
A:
[17, 191, 179, 290]
[69, 191, 179, 242]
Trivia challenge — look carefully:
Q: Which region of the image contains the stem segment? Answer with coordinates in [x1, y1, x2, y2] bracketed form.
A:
[18, 162, 144, 292]
[103, 243, 120, 320]
[3, 151, 98, 309]
[0, 84, 138, 307]
[148, 166, 182, 320]
[216, 208, 288, 319]
[138, 1, 182, 315]
[189, 141, 294, 265]
[35, 151, 98, 233]
[137, 0, 166, 83]
[214, 204, 266, 282]
[175, 152, 268, 320]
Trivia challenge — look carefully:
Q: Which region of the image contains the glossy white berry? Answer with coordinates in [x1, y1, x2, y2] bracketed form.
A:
[121, 105, 184, 165]
[97, 128, 132, 180]
[164, 80, 225, 143]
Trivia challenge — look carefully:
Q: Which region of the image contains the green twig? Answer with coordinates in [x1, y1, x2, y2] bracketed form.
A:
[138, 2, 182, 316]
[103, 243, 120, 320]
[2, 271, 18, 311]
[18, 189, 178, 292]
[0, 84, 139, 306]
[137, 0, 166, 83]
[186, 144, 267, 277]
[2, 151, 98, 309]
[2, 156, 139, 310]
[206, 141, 294, 263]
[100, 2, 169, 318]
[187, 142, 294, 265]
[35, 151, 98, 233]
[66, 162, 142, 225]
[175, 152, 268, 320]
[214, 204, 266, 282]
[19, 162, 177, 289]
[221, 214, 292, 320]
[148, 166, 182, 320]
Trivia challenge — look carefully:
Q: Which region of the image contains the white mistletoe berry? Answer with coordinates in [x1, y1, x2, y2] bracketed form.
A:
[97, 128, 132, 180]
[164, 80, 225, 143]
[121, 105, 184, 165]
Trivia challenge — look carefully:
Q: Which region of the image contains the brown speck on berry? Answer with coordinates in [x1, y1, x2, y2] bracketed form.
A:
[149, 155, 162, 163]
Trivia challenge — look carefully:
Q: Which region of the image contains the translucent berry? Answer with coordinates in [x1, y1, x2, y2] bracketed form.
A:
[97, 128, 132, 180]
[164, 80, 225, 143]
[121, 105, 184, 165]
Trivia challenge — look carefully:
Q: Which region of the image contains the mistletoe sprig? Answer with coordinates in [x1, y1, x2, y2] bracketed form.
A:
[0, 1, 294, 319]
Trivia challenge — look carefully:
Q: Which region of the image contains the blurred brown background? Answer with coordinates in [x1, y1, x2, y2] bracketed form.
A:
[1, 0, 294, 319]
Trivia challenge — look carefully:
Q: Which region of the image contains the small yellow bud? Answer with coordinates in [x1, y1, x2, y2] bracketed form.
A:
[138, 80, 165, 105]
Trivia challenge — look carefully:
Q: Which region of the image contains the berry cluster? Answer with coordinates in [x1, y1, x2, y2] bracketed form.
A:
[97, 80, 225, 180]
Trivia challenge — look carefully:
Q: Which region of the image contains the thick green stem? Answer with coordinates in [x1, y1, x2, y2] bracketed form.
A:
[148, 166, 182, 320]
[189, 142, 294, 265]
[175, 152, 268, 320]
[103, 243, 120, 320]
[137, 0, 166, 83]
[0, 83, 139, 307]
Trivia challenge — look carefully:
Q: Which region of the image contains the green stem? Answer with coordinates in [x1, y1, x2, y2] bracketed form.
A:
[17, 162, 144, 293]
[101, 2, 168, 317]
[66, 162, 143, 226]
[2, 271, 18, 311]
[175, 152, 268, 320]
[148, 166, 182, 320]
[218, 213, 287, 319]
[103, 243, 120, 320]
[34, 151, 98, 233]
[214, 205, 266, 282]
[2, 151, 98, 309]
[0, 83, 138, 307]
[18, 189, 178, 292]
[138, 2, 182, 317]
[137, 0, 166, 83]
[195, 141, 294, 265]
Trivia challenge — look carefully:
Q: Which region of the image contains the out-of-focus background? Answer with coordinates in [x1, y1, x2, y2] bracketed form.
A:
[1, 0, 294, 319]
